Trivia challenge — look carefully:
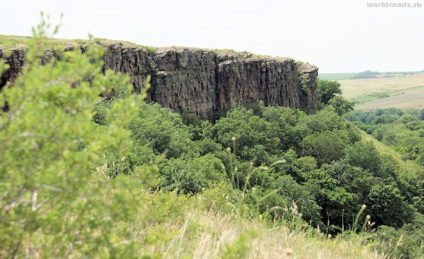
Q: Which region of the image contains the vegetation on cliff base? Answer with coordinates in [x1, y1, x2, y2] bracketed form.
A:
[0, 17, 423, 258]
[317, 79, 354, 115]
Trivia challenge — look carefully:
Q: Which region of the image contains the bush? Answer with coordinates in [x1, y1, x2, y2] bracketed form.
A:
[345, 141, 382, 176]
[269, 175, 322, 225]
[300, 107, 346, 133]
[129, 103, 199, 159]
[367, 184, 415, 228]
[0, 17, 151, 257]
[301, 130, 349, 165]
[212, 106, 281, 165]
[159, 154, 226, 194]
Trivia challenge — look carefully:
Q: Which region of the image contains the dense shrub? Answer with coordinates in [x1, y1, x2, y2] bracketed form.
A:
[158, 154, 226, 194]
[129, 103, 199, 159]
[301, 130, 349, 165]
[0, 20, 153, 256]
[367, 184, 415, 228]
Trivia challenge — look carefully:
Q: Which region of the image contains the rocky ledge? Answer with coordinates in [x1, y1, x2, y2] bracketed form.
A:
[0, 41, 319, 119]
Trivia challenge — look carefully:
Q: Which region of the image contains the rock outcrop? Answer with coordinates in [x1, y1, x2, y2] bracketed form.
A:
[0, 46, 26, 90]
[0, 41, 318, 119]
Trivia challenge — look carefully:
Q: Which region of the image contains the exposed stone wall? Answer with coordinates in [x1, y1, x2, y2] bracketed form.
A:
[0, 43, 319, 119]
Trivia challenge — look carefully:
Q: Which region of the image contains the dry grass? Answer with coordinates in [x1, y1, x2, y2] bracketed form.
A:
[16, 159, 392, 258]
[12, 178, 395, 259]
[132, 209, 388, 259]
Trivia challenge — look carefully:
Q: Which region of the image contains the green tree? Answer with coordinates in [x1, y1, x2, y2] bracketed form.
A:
[129, 102, 199, 159]
[345, 141, 382, 176]
[261, 105, 308, 151]
[212, 106, 280, 165]
[317, 79, 342, 105]
[367, 184, 415, 228]
[324, 160, 374, 200]
[269, 175, 322, 225]
[303, 169, 360, 230]
[328, 96, 354, 116]
[301, 130, 349, 165]
[300, 107, 346, 133]
[159, 154, 226, 194]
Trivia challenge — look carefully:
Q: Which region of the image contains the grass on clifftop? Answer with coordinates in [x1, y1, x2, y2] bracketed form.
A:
[0, 34, 158, 53]
[0, 34, 313, 64]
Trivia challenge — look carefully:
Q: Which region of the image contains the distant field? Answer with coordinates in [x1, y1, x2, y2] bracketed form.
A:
[318, 73, 356, 80]
[355, 87, 424, 109]
[338, 74, 424, 110]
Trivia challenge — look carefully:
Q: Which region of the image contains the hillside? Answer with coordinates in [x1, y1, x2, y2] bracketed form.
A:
[1, 30, 423, 258]
[358, 128, 422, 178]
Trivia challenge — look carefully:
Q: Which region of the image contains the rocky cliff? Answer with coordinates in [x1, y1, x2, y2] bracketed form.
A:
[0, 41, 318, 119]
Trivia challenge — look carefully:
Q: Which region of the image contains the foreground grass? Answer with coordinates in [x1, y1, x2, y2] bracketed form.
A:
[134, 209, 386, 258]
[116, 201, 387, 258]
[16, 177, 388, 258]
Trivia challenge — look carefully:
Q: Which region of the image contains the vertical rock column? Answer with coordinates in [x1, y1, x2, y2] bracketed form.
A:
[151, 48, 218, 119]
[103, 43, 153, 94]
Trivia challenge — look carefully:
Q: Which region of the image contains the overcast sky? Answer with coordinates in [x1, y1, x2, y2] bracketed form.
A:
[1, 0, 423, 73]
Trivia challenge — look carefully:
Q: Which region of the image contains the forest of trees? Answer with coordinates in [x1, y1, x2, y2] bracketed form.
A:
[116, 100, 422, 233]
[346, 108, 424, 166]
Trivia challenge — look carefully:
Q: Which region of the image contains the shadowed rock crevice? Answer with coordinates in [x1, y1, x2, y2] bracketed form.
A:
[0, 42, 319, 119]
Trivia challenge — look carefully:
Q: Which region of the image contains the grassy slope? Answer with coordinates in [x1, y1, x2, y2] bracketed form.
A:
[358, 128, 421, 179]
[123, 206, 387, 258]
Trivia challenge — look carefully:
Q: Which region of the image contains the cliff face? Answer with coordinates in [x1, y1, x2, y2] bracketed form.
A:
[0, 46, 26, 90]
[0, 42, 318, 119]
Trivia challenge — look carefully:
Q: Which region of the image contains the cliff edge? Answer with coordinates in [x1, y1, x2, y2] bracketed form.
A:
[0, 40, 318, 119]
